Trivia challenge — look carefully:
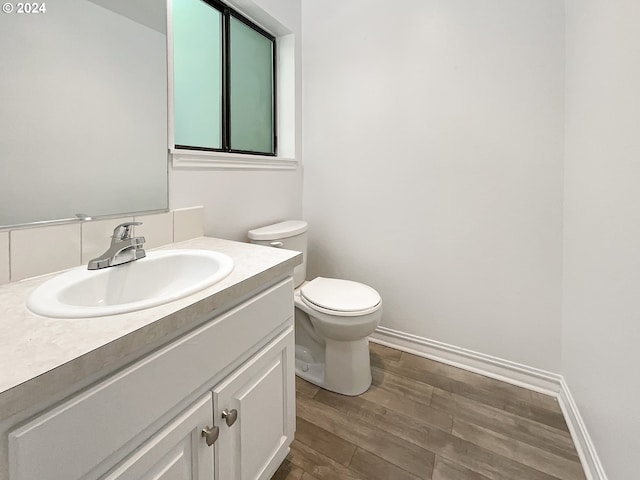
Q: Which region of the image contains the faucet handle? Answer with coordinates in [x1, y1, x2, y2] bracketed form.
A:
[112, 222, 142, 241]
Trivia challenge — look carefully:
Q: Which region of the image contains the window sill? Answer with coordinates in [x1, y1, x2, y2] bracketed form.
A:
[171, 149, 298, 171]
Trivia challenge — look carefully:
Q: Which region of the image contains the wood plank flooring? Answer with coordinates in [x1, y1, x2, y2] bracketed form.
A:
[271, 342, 585, 480]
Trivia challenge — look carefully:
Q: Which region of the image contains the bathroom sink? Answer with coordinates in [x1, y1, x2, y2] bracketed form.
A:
[27, 249, 234, 318]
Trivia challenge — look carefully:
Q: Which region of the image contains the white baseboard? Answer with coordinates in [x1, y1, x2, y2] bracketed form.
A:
[370, 326, 562, 395]
[369, 326, 608, 480]
[557, 378, 609, 480]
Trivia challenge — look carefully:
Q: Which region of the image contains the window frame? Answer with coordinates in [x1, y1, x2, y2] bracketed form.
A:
[170, 0, 277, 158]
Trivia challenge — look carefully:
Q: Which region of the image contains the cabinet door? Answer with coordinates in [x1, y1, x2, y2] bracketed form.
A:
[214, 327, 295, 480]
[102, 393, 215, 480]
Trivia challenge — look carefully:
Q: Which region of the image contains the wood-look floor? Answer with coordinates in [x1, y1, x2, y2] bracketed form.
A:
[271, 342, 585, 480]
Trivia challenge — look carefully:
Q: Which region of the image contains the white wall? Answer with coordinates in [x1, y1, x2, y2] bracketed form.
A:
[170, 168, 302, 240]
[301, 0, 565, 371]
[170, 0, 303, 241]
[563, 0, 640, 477]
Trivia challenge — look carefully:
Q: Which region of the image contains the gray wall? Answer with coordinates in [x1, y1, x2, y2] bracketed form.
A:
[563, 0, 640, 477]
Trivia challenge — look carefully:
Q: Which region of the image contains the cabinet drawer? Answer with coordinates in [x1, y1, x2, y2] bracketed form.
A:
[9, 277, 293, 480]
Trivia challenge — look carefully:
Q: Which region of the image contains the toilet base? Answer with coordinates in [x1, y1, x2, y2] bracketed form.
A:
[295, 357, 326, 389]
[294, 337, 373, 396]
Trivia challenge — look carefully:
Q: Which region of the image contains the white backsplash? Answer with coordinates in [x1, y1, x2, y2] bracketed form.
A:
[0, 232, 9, 284]
[11, 224, 81, 281]
[173, 206, 204, 243]
[135, 212, 174, 250]
[0, 206, 204, 285]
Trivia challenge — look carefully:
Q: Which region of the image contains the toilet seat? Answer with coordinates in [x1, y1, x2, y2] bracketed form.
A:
[300, 277, 382, 317]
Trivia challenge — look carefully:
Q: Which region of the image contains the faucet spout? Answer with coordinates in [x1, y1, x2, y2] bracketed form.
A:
[87, 222, 146, 270]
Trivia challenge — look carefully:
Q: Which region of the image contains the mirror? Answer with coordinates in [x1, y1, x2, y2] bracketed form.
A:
[0, 0, 168, 228]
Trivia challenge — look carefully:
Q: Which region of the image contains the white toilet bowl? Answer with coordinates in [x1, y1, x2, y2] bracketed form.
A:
[293, 277, 382, 396]
[248, 220, 383, 396]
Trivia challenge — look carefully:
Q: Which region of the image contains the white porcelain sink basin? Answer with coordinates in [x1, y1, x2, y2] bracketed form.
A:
[27, 249, 234, 318]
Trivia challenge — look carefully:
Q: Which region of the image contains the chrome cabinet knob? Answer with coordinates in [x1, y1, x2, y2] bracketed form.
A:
[222, 408, 238, 427]
[201, 425, 219, 446]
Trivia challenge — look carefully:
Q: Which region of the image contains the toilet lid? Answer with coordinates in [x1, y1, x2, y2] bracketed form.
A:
[300, 277, 381, 315]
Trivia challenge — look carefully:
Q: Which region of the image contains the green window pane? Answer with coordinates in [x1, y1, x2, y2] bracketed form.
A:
[173, 0, 222, 149]
[230, 17, 274, 154]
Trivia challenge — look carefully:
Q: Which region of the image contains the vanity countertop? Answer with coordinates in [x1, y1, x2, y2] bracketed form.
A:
[0, 237, 301, 420]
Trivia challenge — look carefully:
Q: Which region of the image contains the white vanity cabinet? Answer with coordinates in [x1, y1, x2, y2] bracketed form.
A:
[7, 277, 295, 480]
[104, 328, 294, 480]
[103, 393, 216, 480]
[213, 329, 294, 480]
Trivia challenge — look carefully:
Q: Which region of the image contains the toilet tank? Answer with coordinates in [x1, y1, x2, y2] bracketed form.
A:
[248, 220, 308, 287]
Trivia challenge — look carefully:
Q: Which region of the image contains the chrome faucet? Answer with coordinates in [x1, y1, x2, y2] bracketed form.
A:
[87, 222, 146, 270]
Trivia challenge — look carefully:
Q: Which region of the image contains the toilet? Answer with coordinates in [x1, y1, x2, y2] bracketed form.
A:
[248, 220, 382, 396]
